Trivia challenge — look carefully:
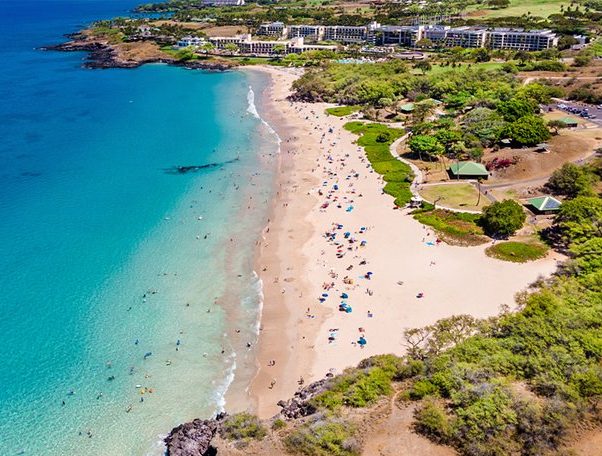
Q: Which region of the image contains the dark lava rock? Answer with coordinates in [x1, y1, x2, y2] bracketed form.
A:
[277, 378, 330, 420]
[165, 416, 222, 456]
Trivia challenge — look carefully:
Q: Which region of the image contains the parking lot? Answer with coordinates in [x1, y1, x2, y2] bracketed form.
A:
[551, 100, 602, 126]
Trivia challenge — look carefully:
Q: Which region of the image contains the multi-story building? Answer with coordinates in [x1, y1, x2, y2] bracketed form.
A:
[208, 35, 248, 49]
[486, 29, 558, 51]
[422, 25, 450, 44]
[288, 37, 337, 54]
[287, 25, 325, 41]
[257, 21, 287, 37]
[323, 25, 368, 44]
[207, 35, 336, 55]
[203, 0, 245, 5]
[375, 25, 422, 46]
[177, 36, 207, 47]
[444, 27, 487, 48]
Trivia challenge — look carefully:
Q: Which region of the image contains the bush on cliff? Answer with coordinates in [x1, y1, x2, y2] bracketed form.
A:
[219, 412, 267, 443]
[284, 418, 359, 456]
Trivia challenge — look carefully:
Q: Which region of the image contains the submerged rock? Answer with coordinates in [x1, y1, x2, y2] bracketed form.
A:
[165, 415, 224, 456]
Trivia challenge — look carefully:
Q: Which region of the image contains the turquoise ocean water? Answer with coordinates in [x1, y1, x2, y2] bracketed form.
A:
[0, 1, 278, 454]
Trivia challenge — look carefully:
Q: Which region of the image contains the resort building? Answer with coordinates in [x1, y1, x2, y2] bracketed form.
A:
[202, 0, 245, 5]
[375, 25, 422, 47]
[207, 35, 335, 56]
[288, 37, 337, 54]
[177, 36, 207, 48]
[287, 25, 325, 41]
[486, 29, 558, 51]
[208, 35, 248, 49]
[323, 25, 369, 44]
[444, 27, 487, 48]
[257, 22, 287, 37]
[422, 25, 450, 45]
[208, 23, 560, 54]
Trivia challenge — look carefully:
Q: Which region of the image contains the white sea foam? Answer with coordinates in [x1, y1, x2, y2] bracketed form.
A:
[213, 351, 237, 414]
[247, 85, 281, 146]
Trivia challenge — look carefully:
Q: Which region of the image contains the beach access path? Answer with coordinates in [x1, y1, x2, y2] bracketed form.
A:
[246, 66, 562, 419]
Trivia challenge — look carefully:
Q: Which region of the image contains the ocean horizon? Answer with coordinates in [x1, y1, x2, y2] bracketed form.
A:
[0, 1, 278, 454]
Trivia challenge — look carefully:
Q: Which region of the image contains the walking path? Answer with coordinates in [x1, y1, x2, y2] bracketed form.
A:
[390, 135, 487, 214]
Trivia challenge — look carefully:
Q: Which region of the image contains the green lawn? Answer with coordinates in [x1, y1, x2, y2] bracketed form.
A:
[325, 105, 361, 117]
[419, 183, 489, 211]
[470, 0, 566, 18]
[486, 240, 549, 263]
[413, 208, 488, 245]
[411, 62, 504, 75]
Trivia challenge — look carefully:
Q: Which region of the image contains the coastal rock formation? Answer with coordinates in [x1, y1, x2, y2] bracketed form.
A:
[165, 416, 224, 456]
[43, 33, 238, 71]
[276, 377, 330, 420]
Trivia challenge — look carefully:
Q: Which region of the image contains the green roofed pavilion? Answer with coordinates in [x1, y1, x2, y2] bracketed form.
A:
[448, 161, 489, 179]
[399, 103, 415, 113]
[559, 117, 578, 127]
[528, 195, 562, 213]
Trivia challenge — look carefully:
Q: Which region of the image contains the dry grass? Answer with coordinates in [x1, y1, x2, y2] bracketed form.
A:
[419, 183, 489, 211]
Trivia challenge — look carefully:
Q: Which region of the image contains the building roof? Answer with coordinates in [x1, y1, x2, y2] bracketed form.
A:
[399, 102, 415, 112]
[559, 117, 578, 125]
[448, 161, 488, 176]
[528, 196, 562, 211]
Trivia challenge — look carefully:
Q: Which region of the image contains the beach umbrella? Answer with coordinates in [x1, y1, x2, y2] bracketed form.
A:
[340, 293, 348, 299]
[358, 337, 366, 346]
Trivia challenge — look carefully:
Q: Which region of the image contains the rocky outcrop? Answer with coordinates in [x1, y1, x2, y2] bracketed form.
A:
[43, 33, 238, 71]
[165, 415, 225, 456]
[276, 377, 331, 420]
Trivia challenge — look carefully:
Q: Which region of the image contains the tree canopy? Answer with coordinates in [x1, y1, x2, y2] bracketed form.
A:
[480, 199, 526, 237]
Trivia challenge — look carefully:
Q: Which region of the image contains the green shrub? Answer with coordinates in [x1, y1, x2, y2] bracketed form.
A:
[284, 419, 359, 456]
[220, 412, 267, 443]
[272, 418, 287, 430]
[414, 398, 451, 442]
[485, 241, 548, 263]
[325, 106, 361, 117]
[413, 209, 487, 245]
[479, 200, 526, 237]
[409, 379, 439, 400]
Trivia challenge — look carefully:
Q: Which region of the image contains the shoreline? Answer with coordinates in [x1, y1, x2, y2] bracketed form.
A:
[243, 66, 327, 417]
[240, 65, 564, 419]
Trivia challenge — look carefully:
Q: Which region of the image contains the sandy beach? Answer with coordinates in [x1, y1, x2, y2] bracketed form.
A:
[247, 66, 562, 418]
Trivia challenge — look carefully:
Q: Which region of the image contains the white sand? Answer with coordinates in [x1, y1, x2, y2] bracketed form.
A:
[248, 66, 561, 418]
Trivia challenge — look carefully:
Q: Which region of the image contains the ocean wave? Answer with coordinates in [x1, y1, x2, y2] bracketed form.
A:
[252, 270, 264, 336]
[247, 85, 281, 147]
[213, 351, 237, 414]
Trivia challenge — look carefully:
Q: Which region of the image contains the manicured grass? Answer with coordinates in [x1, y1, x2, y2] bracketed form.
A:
[344, 122, 413, 206]
[413, 208, 488, 245]
[411, 62, 504, 75]
[419, 183, 489, 211]
[471, 0, 566, 18]
[325, 105, 361, 117]
[486, 240, 549, 263]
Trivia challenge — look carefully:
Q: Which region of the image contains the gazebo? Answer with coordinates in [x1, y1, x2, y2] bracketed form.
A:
[559, 117, 578, 128]
[527, 195, 562, 214]
[448, 161, 489, 180]
[399, 102, 415, 113]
